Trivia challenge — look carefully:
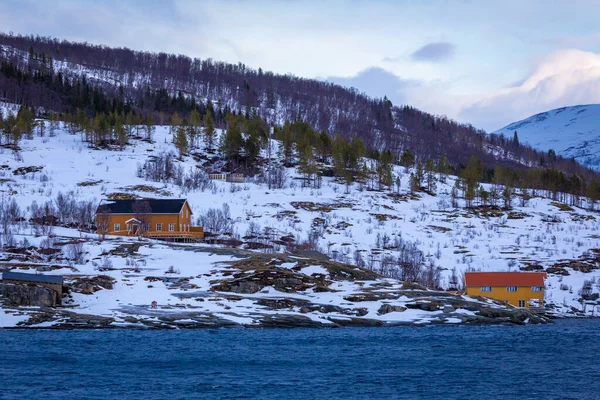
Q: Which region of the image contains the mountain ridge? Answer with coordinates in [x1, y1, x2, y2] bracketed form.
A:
[495, 104, 600, 170]
[1, 32, 597, 181]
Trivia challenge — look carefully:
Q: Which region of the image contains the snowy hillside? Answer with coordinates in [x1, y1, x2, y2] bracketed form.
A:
[495, 104, 600, 170]
[0, 119, 600, 327]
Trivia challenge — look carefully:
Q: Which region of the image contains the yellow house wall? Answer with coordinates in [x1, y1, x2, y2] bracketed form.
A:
[95, 201, 197, 236]
[96, 214, 183, 235]
[466, 286, 544, 308]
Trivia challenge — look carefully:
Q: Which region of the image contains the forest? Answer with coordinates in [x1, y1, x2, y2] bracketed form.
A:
[0, 32, 599, 205]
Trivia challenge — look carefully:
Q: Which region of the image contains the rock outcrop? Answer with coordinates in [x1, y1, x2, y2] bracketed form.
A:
[0, 283, 58, 307]
[70, 275, 116, 294]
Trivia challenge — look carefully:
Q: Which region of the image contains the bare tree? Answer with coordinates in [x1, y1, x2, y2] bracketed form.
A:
[267, 165, 288, 190]
[64, 241, 85, 265]
[96, 208, 111, 240]
[132, 200, 152, 239]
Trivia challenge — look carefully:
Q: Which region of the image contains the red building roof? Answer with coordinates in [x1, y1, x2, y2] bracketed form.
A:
[464, 272, 546, 287]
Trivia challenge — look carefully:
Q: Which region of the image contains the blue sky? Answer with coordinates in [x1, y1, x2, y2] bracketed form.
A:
[2, 0, 600, 130]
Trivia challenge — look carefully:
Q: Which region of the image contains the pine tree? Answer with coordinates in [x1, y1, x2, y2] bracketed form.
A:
[400, 149, 415, 171]
[144, 113, 155, 141]
[462, 155, 484, 207]
[436, 154, 451, 183]
[114, 115, 127, 149]
[174, 126, 189, 159]
[169, 112, 181, 135]
[15, 106, 34, 143]
[587, 180, 600, 210]
[377, 151, 393, 190]
[188, 109, 201, 149]
[202, 111, 216, 152]
[222, 113, 243, 164]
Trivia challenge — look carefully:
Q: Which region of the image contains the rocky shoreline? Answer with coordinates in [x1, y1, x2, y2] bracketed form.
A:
[1, 248, 555, 329]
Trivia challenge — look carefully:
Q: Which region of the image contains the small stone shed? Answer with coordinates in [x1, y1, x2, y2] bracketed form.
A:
[1, 271, 64, 305]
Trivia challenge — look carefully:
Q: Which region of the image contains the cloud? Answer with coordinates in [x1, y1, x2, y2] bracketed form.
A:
[410, 42, 455, 63]
[458, 49, 600, 130]
[547, 33, 600, 48]
[330, 49, 600, 133]
[326, 67, 420, 105]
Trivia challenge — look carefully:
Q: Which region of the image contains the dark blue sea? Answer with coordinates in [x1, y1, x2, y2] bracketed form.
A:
[1, 320, 599, 399]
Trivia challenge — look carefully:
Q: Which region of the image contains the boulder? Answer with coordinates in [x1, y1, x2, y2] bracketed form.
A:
[377, 304, 407, 315]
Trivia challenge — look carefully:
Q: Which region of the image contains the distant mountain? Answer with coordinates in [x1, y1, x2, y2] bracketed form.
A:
[495, 104, 600, 170]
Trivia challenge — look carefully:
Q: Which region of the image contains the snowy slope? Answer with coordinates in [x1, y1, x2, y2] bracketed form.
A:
[494, 104, 600, 170]
[0, 121, 599, 327]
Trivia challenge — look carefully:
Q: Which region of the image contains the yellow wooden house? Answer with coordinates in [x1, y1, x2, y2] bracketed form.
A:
[95, 198, 204, 240]
[464, 272, 546, 310]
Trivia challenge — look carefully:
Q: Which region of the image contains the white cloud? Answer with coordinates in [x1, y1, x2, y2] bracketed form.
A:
[459, 49, 600, 130]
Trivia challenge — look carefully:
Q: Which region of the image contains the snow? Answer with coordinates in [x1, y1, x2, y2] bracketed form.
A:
[495, 104, 600, 170]
[300, 265, 329, 276]
[0, 121, 598, 327]
[0, 309, 29, 327]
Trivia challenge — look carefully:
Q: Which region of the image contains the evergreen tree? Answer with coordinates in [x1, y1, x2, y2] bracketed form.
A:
[169, 112, 181, 135]
[222, 113, 244, 164]
[462, 155, 484, 207]
[188, 109, 201, 149]
[377, 151, 393, 190]
[144, 113, 155, 141]
[174, 126, 189, 159]
[114, 115, 127, 149]
[587, 180, 600, 210]
[400, 149, 415, 171]
[202, 110, 216, 152]
[15, 106, 34, 143]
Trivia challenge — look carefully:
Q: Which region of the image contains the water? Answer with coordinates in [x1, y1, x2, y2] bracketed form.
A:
[1, 320, 599, 400]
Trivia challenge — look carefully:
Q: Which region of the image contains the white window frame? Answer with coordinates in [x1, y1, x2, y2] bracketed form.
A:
[168, 223, 175, 232]
[518, 300, 526, 308]
[481, 286, 492, 292]
[532, 286, 543, 292]
[114, 223, 120, 232]
[156, 223, 162, 232]
[507, 286, 517, 292]
[179, 224, 182, 231]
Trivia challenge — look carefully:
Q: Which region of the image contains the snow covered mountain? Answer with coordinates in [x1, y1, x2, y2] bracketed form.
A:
[495, 104, 600, 170]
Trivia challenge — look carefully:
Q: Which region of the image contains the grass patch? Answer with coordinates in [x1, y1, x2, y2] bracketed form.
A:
[550, 202, 574, 212]
[77, 179, 103, 187]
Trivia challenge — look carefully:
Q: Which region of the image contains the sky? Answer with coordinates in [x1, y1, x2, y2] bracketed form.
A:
[2, 0, 600, 131]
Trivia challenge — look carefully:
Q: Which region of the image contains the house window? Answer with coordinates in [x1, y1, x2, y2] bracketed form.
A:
[156, 223, 162, 232]
[114, 223, 120, 232]
[481, 286, 492, 292]
[185, 209, 188, 218]
[518, 300, 526, 308]
[180, 224, 182, 231]
[168, 223, 175, 232]
[507, 286, 517, 292]
[532, 286, 543, 292]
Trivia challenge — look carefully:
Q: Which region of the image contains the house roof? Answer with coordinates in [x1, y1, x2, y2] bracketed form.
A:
[96, 199, 189, 215]
[2, 271, 63, 285]
[464, 272, 546, 287]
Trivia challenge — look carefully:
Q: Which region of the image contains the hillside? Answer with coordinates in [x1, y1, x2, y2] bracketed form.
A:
[0, 32, 595, 180]
[0, 116, 599, 327]
[495, 104, 600, 170]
